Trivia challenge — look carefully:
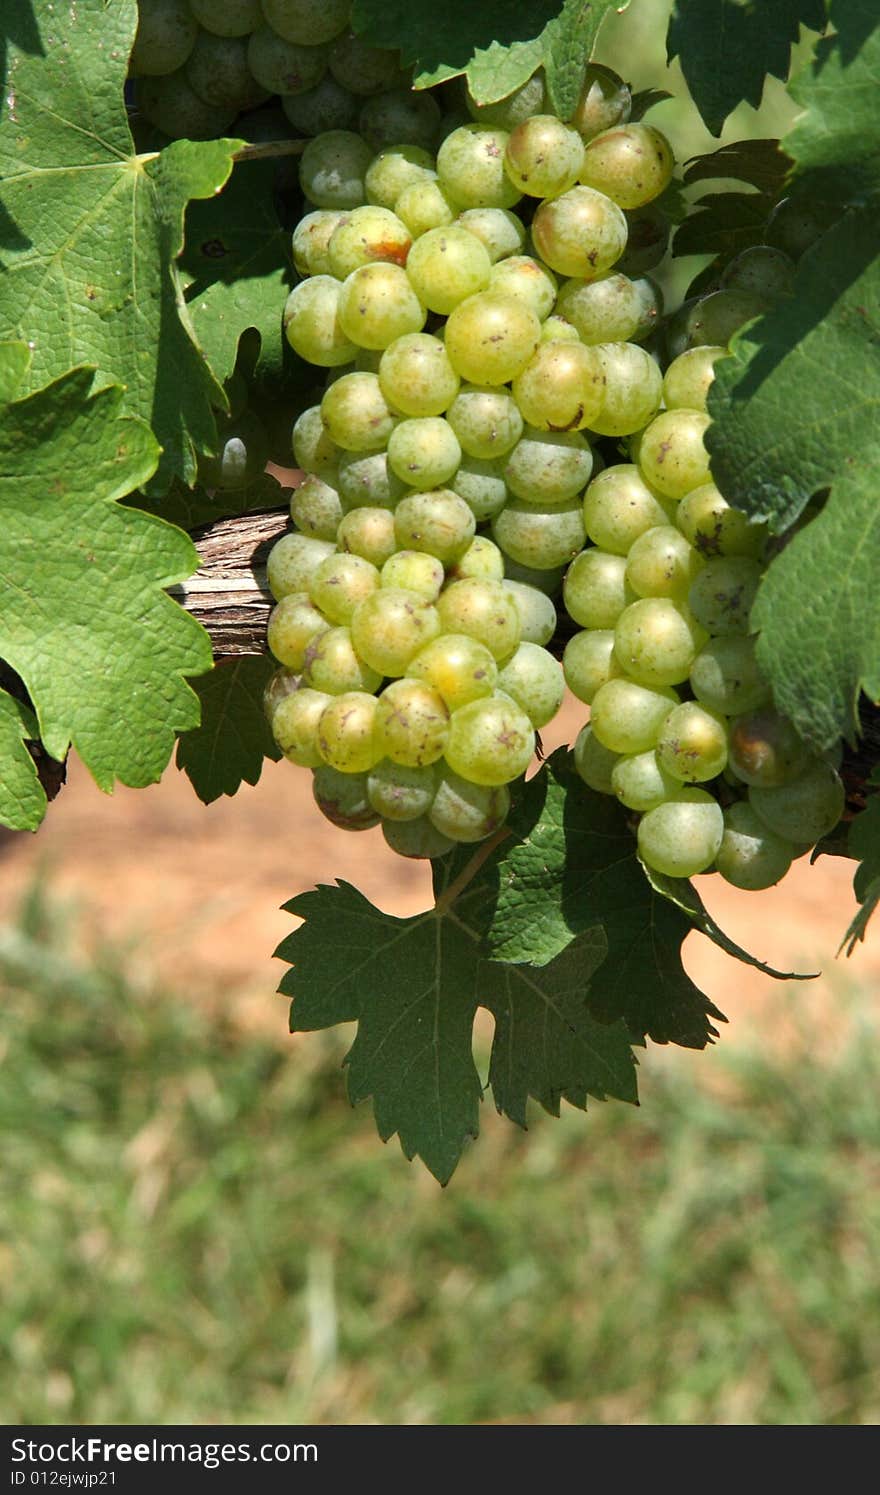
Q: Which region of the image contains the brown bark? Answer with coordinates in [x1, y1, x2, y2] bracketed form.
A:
[169, 508, 289, 658]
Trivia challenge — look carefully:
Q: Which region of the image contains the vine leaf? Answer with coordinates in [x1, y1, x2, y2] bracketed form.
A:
[640, 867, 815, 982]
[0, 692, 46, 832]
[841, 769, 880, 954]
[667, 0, 826, 137]
[0, 0, 240, 493]
[132, 471, 290, 531]
[673, 141, 792, 272]
[0, 345, 212, 800]
[177, 657, 281, 804]
[787, 0, 880, 207]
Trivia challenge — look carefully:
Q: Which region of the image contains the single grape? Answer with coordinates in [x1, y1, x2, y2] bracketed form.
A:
[337, 262, 426, 349]
[765, 196, 833, 260]
[488, 256, 558, 321]
[502, 579, 557, 646]
[403, 225, 493, 315]
[316, 691, 383, 774]
[563, 549, 631, 628]
[327, 205, 412, 278]
[496, 643, 564, 728]
[299, 129, 373, 209]
[380, 550, 445, 600]
[271, 686, 331, 767]
[393, 491, 475, 563]
[329, 33, 403, 96]
[378, 332, 460, 418]
[688, 556, 763, 636]
[350, 588, 441, 676]
[360, 88, 442, 153]
[611, 750, 679, 813]
[261, 0, 350, 44]
[493, 498, 587, 571]
[613, 597, 706, 689]
[589, 342, 663, 436]
[284, 276, 357, 367]
[502, 113, 585, 198]
[590, 678, 678, 755]
[291, 209, 349, 278]
[630, 276, 664, 342]
[655, 701, 728, 784]
[663, 346, 728, 413]
[313, 765, 381, 830]
[444, 291, 541, 385]
[445, 694, 535, 786]
[568, 64, 631, 141]
[626, 525, 705, 599]
[137, 70, 237, 139]
[716, 801, 795, 890]
[504, 428, 593, 504]
[446, 385, 523, 459]
[579, 124, 674, 210]
[466, 71, 546, 130]
[185, 31, 267, 111]
[450, 456, 509, 521]
[198, 410, 268, 490]
[689, 636, 771, 716]
[427, 769, 510, 843]
[387, 418, 462, 489]
[367, 759, 438, 821]
[320, 372, 397, 451]
[728, 707, 810, 788]
[617, 203, 669, 276]
[336, 449, 402, 509]
[749, 760, 845, 845]
[563, 629, 622, 704]
[336, 506, 398, 566]
[301, 625, 383, 694]
[293, 404, 342, 479]
[721, 245, 796, 301]
[365, 145, 436, 209]
[130, 0, 197, 76]
[309, 553, 380, 625]
[665, 289, 770, 359]
[540, 315, 581, 345]
[456, 207, 525, 262]
[637, 409, 712, 499]
[246, 26, 329, 98]
[408, 634, 498, 711]
[436, 578, 521, 661]
[290, 474, 344, 541]
[676, 482, 765, 559]
[263, 666, 301, 725]
[383, 815, 455, 858]
[437, 125, 521, 210]
[394, 177, 457, 236]
[583, 464, 672, 554]
[282, 75, 359, 135]
[267, 593, 329, 669]
[374, 678, 450, 766]
[188, 0, 262, 37]
[531, 185, 627, 280]
[267, 532, 336, 600]
[573, 723, 620, 794]
[637, 789, 724, 878]
[512, 341, 604, 433]
[555, 273, 640, 344]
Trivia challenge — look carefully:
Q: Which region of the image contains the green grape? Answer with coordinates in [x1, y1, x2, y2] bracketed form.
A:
[503, 114, 585, 198]
[387, 418, 462, 489]
[360, 88, 442, 153]
[540, 315, 580, 345]
[765, 195, 833, 260]
[327, 206, 412, 278]
[531, 186, 627, 280]
[336, 506, 398, 566]
[350, 588, 441, 676]
[291, 210, 348, 278]
[437, 125, 522, 210]
[185, 31, 267, 111]
[365, 145, 436, 209]
[445, 694, 535, 786]
[378, 333, 460, 417]
[271, 686, 331, 767]
[749, 760, 845, 845]
[675, 482, 765, 559]
[493, 498, 586, 571]
[563, 629, 622, 704]
[267, 592, 329, 669]
[563, 549, 631, 628]
[448, 535, 505, 583]
[380, 550, 445, 600]
[689, 636, 771, 716]
[293, 404, 341, 479]
[312, 766, 381, 830]
[637, 789, 724, 878]
[613, 597, 706, 689]
[728, 707, 810, 788]
[573, 723, 620, 794]
[317, 691, 383, 774]
[334, 451, 395, 510]
[393, 491, 476, 562]
[626, 525, 704, 599]
[589, 343, 663, 437]
[665, 290, 770, 359]
[630, 276, 664, 343]
[662, 346, 728, 413]
[446, 385, 523, 459]
[450, 457, 509, 521]
[320, 372, 397, 451]
[262, 0, 352, 46]
[367, 759, 438, 821]
[568, 64, 631, 141]
[246, 26, 329, 98]
[554, 273, 640, 344]
[282, 76, 359, 135]
[466, 70, 546, 130]
[263, 666, 301, 724]
[637, 409, 712, 499]
[329, 33, 403, 96]
[429, 770, 510, 843]
[716, 801, 795, 890]
[283, 276, 357, 367]
[394, 177, 457, 236]
[188, 0, 261, 37]
[436, 578, 521, 661]
[130, 0, 197, 76]
[502, 580, 557, 646]
[267, 532, 336, 600]
[579, 124, 674, 210]
[299, 129, 373, 208]
[374, 678, 450, 766]
[688, 556, 763, 636]
[656, 701, 728, 784]
[611, 750, 679, 813]
[404, 226, 492, 315]
[309, 553, 380, 624]
[496, 643, 564, 728]
[137, 70, 236, 139]
[302, 625, 383, 694]
[721, 245, 796, 300]
[488, 256, 558, 320]
[583, 464, 672, 554]
[290, 473, 344, 541]
[617, 204, 669, 276]
[456, 207, 526, 263]
[590, 678, 678, 755]
[408, 634, 498, 711]
[383, 815, 455, 858]
[504, 428, 593, 504]
[338, 262, 426, 350]
[511, 342, 603, 433]
[198, 410, 268, 490]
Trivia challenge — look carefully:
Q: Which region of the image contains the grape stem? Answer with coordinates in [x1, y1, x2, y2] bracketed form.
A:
[433, 828, 511, 916]
[136, 140, 308, 167]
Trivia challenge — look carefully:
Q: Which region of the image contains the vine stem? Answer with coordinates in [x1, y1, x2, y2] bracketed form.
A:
[135, 138, 307, 168]
[433, 828, 511, 917]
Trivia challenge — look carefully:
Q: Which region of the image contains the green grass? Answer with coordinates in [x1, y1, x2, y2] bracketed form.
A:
[1, 883, 879, 1425]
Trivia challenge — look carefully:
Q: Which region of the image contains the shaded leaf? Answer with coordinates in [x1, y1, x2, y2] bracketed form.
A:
[787, 0, 880, 207]
[0, 691, 46, 831]
[841, 769, 880, 953]
[177, 657, 282, 803]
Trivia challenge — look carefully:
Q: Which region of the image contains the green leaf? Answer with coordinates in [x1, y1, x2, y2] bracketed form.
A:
[673, 190, 772, 263]
[132, 471, 290, 531]
[668, 0, 826, 136]
[0, 347, 212, 792]
[841, 769, 880, 954]
[542, 1, 626, 121]
[640, 867, 816, 982]
[708, 209, 880, 748]
[0, 0, 240, 492]
[0, 690, 46, 831]
[787, 0, 880, 207]
[682, 139, 793, 196]
[176, 657, 281, 804]
[485, 754, 726, 1049]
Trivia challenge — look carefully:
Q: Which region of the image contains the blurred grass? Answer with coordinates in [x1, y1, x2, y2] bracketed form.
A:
[1, 882, 879, 1426]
